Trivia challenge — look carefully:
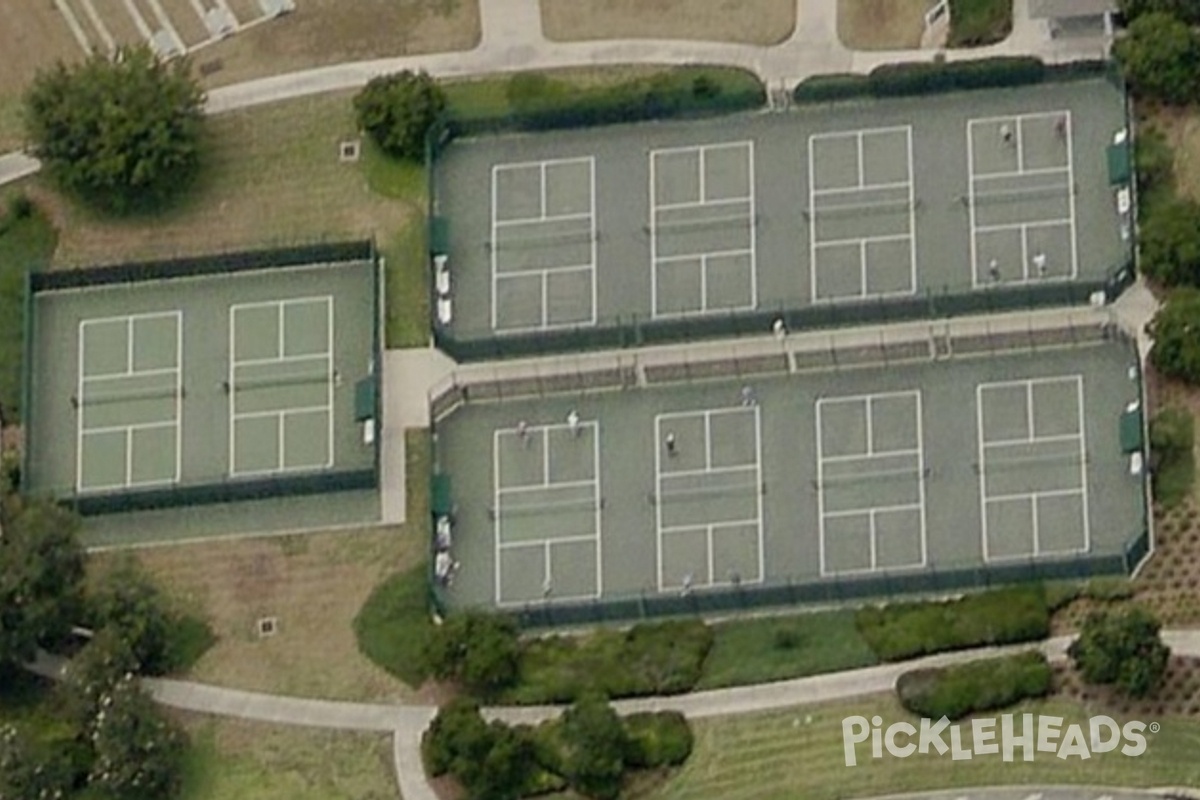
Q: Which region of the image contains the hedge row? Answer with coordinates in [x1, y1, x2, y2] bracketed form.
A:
[450, 69, 765, 137]
[424, 699, 693, 800]
[856, 584, 1051, 662]
[896, 651, 1052, 721]
[507, 618, 714, 704]
[793, 56, 1047, 103]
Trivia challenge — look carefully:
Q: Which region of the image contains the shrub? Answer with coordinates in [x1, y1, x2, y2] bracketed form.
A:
[792, 73, 872, 104]
[85, 674, 187, 800]
[558, 694, 629, 800]
[1119, 0, 1200, 28]
[623, 711, 694, 769]
[1069, 607, 1171, 698]
[511, 618, 713, 703]
[1114, 12, 1200, 105]
[57, 627, 139, 730]
[947, 0, 1014, 47]
[424, 612, 520, 698]
[423, 699, 540, 800]
[867, 57, 1045, 97]
[354, 70, 446, 161]
[1150, 289, 1200, 383]
[856, 584, 1050, 661]
[896, 651, 1052, 720]
[0, 724, 84, 800]
[1138, 199, 1200, 286]
[5, 193, 33, 222]
[88, 557, 214, 675]
[1135, 126, 1175, 216]
[1150, 406, 1195, 507]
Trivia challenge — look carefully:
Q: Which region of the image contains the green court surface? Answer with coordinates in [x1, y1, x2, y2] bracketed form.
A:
[26, 261, 376, 534]
[433, 341, 1144, 611]
[434, 76, 1129, 345]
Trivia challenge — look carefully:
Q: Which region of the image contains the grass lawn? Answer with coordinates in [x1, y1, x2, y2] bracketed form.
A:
[178, 716, 396, 800]
[196, 0, 481, 90]
[948, 0, 1012, 47]
[0, 93, 24, 153]
[837, 0, 932, 50]
[652, 695, 1200, 799]
[0, 197, 57, 419]
[540, 0, 796, 45]
[1151, 106, 1200, 202]
[698, 610, 878, 690]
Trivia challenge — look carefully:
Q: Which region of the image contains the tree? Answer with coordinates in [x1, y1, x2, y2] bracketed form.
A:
[1134, 126, 1175, 216]
[1119, 0, 1200, 25]
[558, 694, 629, 800]
[423, 612, 520, 698]
[86, 675, 186, 800]
[1149, 288, 1200, 382]
[1139, 199, 1200, 286]
[1113, 12, 1200, 105]
[423, 699, 534, 800]
[24, 46, 205, 213]
[89, 558, 178, 676]
[58, 627, 140, 731]
[353, 70, 446, 161]
[1068, 607, 1170, 698]
[0, 500, 86, 670]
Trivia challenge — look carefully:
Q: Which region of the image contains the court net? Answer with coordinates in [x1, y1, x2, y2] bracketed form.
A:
[814, 466, 924, 489]
[490, 228, 595, 251]
[978, 449, 1085, 471]
[652, 213, 756, 235]
[229, 370, 330, 392]
[805, 198, 911, 219]
[968, 182, 1072, 204]
[654, 480, 761, 503]
[74, 385, 177, 406]
[491, 496, 599, 518]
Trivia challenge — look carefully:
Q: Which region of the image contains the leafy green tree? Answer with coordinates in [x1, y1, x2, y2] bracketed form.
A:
[1139, 199, 1200, 286]
[1119, 0, 1200, 24]
[0, 499, 85, 670]
[24, 46, 205, 213]
[85, 675, 186, 800]
[1135, 126, 1175, 217]
[558, 694, 629, 800]
[353, 70, 446, 160]
[1149, 288, 1200, 382]
[1069, 607, 1170, 698]
[58, 627, 140, 731]
[0, 723, 84, 800]
[423, 699, 534, 800]
[1114, 12, 1200, 105]
[423, 612, 520, 698]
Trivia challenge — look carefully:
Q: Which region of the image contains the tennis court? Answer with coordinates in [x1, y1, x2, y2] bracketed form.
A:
[490, 157, 596, 332]
[432, 337, 1143, 612]
[228, 296, 334, 475]
[433, 75, 1129, 352]
[816, 391, 927, 575]
[492, 419, 602, 604]
[26, 256, 377, 532]
[75, 312, 182, 492]
[976, 375, 1089, 560]
[967, 111, 1077, 285]
[807, 126, 915, 302]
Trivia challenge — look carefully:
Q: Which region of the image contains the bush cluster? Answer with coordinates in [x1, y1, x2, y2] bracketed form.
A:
[424, 697, 694, 800]
[1069, 607, 1171, 698]
[792, 57, 1047, 104]
[856, 585, 1050, 662]
[1149, 406, 1195, 507]
[896, 651, 1052, 720]
[509, 618, 713, 703]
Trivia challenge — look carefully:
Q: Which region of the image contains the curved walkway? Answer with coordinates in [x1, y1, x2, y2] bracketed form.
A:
[0, 0, 1110, 184]
[31, 630, 1200, 800]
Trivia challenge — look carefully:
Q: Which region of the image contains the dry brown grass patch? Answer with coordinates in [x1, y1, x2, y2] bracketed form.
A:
[541, 0, 795, 45]
[31, 90, 406, 268]
[89, 526, 425, 702]
[837, 0, 932, 50]
[196, 0, 481, 89]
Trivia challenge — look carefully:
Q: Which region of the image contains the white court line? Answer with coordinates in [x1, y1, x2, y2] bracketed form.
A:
[753, 404, 765, 582]
[497, 535, 597, 551]
[649, 147, 659, 317]
[812, 180, 912, 197]
[590, 156, 598, 329]
[815, 394, 827, 575]
[656, 247, 753, 265]
[82, 420, 177, 436]
[118, 0, 154, 40]
[1075, 374, 1091, 552]
[493, 427, 503, 605]
[174, 312, 182, 484]
[807, 132, 818, 303]
[655, 195, 752, 212]
[660, 463, 757, 480]
[813, 233, 911, 250]
[967, 119, 981, 289]
[986, 487, 1083, 504]
[83, 366, 179, 383]
[906, 126, 918, 298]
[143, 0, 186, 54]
[76, 0, 116, 53]
[493, 212, 593, 228]
[490, 162, 500, 331]
[498, 479, 597, 495]
[1015, 115, 1025, 170]
[975, 382, 990, 560]
[913, 390, 929, 567]
[231, 353, 328, 369]
[974, 165, 1071, 181]
[748, 141, 758, 311]
[820, 447, 921, 464]
[52, 0, 95, 55]
[593, 419, 603, 595]
[973, 218, 1072, 235]
[823, 502, 922, 520]
[984, 433, 1080, 448]
[1064, 110, 1080, 278]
